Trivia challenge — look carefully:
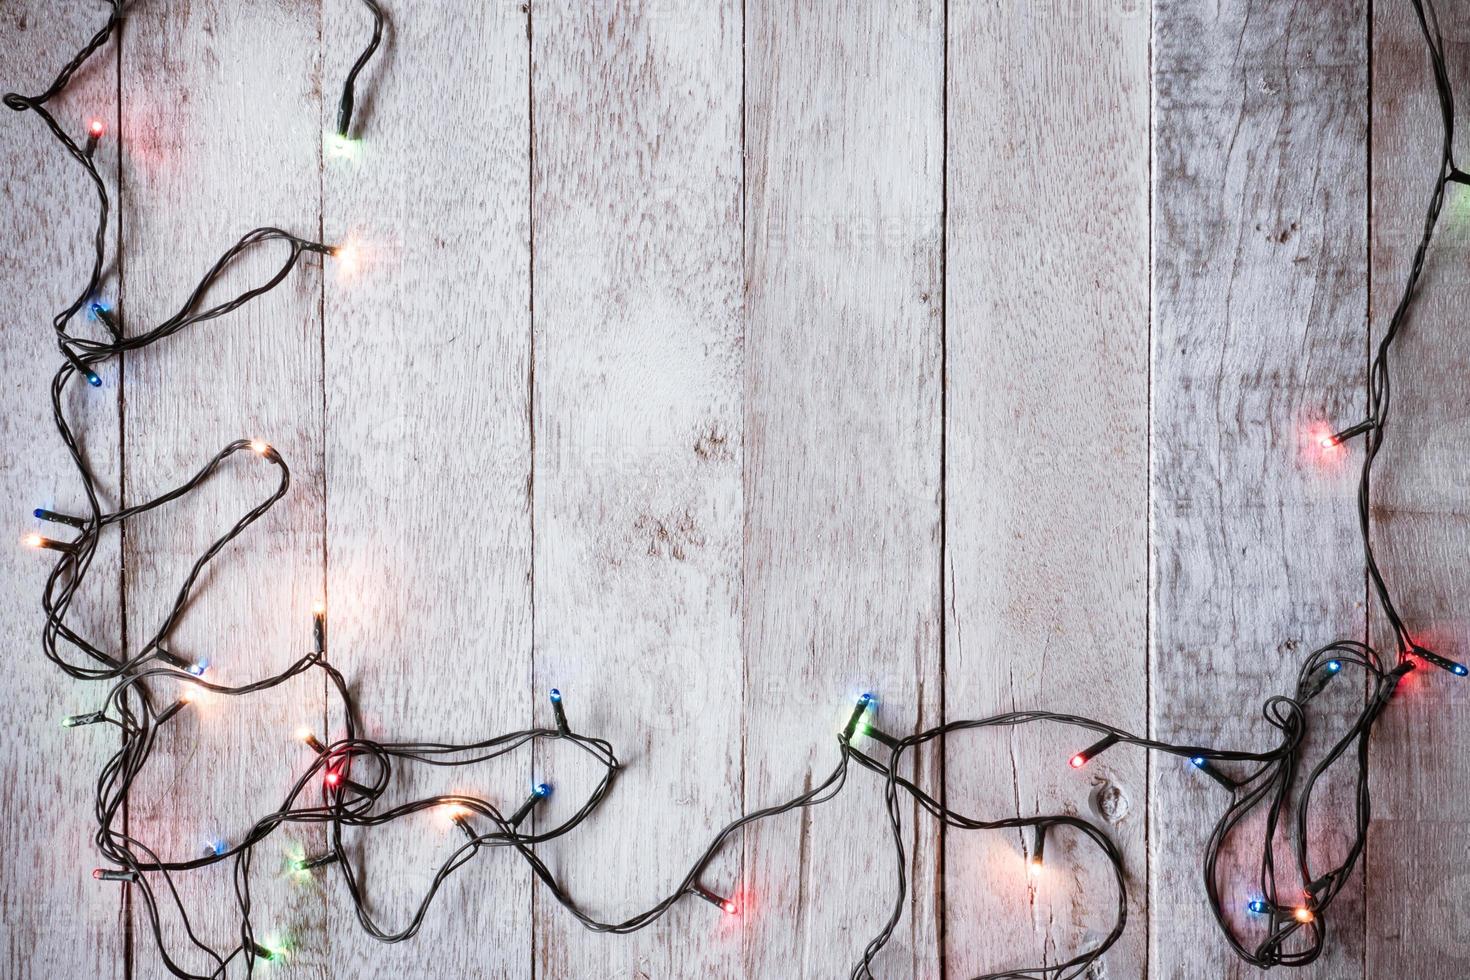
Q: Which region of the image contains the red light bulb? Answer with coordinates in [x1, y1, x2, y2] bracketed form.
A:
[88, 119, 105, 138]
[325, 770, 340, 787]
[1068, 753, 1087, 769]
[721, 900, 738, 915]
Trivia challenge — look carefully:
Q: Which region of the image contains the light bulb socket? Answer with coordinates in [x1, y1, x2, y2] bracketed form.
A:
[62, 710, 106, 728]
[1411, 645, 1468, 677]
[1071, 732, 1120, 768]
[859, 722, 900, 750]
[29, 535, 75, 553]
[1326, 419, 1376, 447]
[841, 693, 874, 741]
[156, 698, 190, 724]
[154, 649, 204, 675]
[509, 785, 551, 828]
[691, 883, 736, 915]
[33, 508, 86, 529]
[551, 692, 569, 735]
[296, 852, 338, 871]
[92, 868, 138, 882]
[1030, 823, 1048, 868]
[91, 303, 121, 339]
[1190, 756, 1235, 790]
[451, 811, 478, 843]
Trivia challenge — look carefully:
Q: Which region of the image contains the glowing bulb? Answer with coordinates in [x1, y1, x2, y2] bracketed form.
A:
[324, 770, 341, 787]
[1326, 660, 1342, 673]
[721, 900, 738, 915]
[250, 440, 270, 455]
[332, 241, 360, 275]
[533, 782, 552, 798]
[311, 599, 326, 616]
[1294, 907, 1314, 924]
[1247, 899, 1268, 914]
[1068, 753, 1087, 769]
[1191, 756, 1207, 768]
[88, 119, 104, 138]
[1318, 434, 1337, 450]
[1027, 857, 1044, 877]
[85, 370, 102, 387]
[24, 533, 43, 549]
[549, 688, 562, 703]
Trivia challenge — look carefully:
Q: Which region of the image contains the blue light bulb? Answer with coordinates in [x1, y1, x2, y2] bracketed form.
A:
[187, 659, 210, 677]
[1247, 899, 1267, 914]
[1191, 756, 1206, 768]
[1326, 660, 1341, 673]
[549, 688, 561, 703]
[1455, 664, 1468, 676]
[859, 692, 875, 704]
[85, 370, 102, 388]
[33, 508, 44, 519]
[533, 782, 551, 798]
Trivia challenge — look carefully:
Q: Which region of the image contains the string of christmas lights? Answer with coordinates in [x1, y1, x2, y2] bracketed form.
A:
[8, 1, 1465, 977]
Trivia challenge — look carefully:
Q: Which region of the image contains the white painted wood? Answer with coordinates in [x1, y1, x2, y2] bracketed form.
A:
[0, 5, 123, 978]
[322, 2, 534, 978]
[944, 0, 1150, 976]
[7, 1, 1470, 977]
[1151, 2, 1369, 977]
[1368, 2, 1470, 976]
[742, 2, 943, 976]
[529, 2, 746, 977]
[120, 1, 327, 975]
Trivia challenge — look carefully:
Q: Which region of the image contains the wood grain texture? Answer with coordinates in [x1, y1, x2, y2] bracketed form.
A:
[120, 0, 327, 975]
[1368, 2, 1470, 977]
[944, 0, 1150, 976]
[0, 5, 123, 979]
[8, 1, 1470, 977]
[742, 2, 943, 976]
[530, 2, 746, 977]
[321, 3, 534, 979]
[1151, 1, 1369, 977]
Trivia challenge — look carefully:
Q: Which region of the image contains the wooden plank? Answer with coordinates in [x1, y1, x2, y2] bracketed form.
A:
[1367, 1, 1470, 975]
[742, 2, 942, 976]
[529, 2, 745, 976]
[120, 1, 327, 974]
[321, 2, 534, 977]
[943, 0, 1150, 976]
[0, 4, 123, 978]
[1151, 1, 1368, 977]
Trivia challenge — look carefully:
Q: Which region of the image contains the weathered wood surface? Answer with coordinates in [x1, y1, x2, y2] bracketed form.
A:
[0, 5, 123, 979]
[1151, 2, 1369, 978]
[322, 3, 533, 979]
[119, 1, 328, 976]
[4, 1, 1469, 978]
[530, 2, 745, 978]
[742, 1, 942, 977]
[1368, 2, 1470, 977]
[945, 0, 1149, 976]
